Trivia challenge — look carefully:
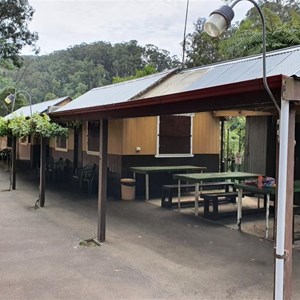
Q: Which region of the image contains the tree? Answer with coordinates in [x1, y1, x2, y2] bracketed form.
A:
[3, 40, 179, 103]
[185, 18, 231, 67]
[143, 44, 180, 71]
[186, 0, 300, 66]
[112, 64, 157, 83]
[0, 0, 39, 67]
[219, 5, 300, 60]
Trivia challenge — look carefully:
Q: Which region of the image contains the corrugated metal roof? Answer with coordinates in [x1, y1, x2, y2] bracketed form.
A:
[55, 69, 176, 113]
[139, 68, 211, 98]
[5, 96, 70, 119]
[53, 45, 300, 116]
[186, 46, 300, 91]
[142, 46, 300, 99]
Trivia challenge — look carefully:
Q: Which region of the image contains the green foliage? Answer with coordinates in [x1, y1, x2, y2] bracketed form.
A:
[225, 117, 246, 159]
[0, 0, 39, 67]
[185, 17, 235, 67]
[112, 64, 157, 83]
[7, 115, 31, 138]
[187, 1, 300, 65]
[0, 117, 9, 136]
[0, 113, 68, 138]
[0, 86, 29, 116]
[3, 40, 179, 103]
[31, 114, 68, 138]
[219, 5, 300, 60]
[44, 92, 57, 101]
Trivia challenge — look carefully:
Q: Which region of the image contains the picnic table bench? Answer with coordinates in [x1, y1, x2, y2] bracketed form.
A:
[200, 191, 252, 220]
[131, 165, 206, 200]
[173, 172, 261, 216]
[161, 181, 235, 208]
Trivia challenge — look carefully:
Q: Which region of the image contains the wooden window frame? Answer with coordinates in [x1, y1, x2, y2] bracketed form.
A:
[155, 114, 194, 158]
[86, 120, 100, 156]
[20, 135, 31, 145]
[55, 135, 68, 152]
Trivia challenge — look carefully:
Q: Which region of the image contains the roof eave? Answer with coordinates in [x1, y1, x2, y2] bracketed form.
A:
[52, 75, 284, 121]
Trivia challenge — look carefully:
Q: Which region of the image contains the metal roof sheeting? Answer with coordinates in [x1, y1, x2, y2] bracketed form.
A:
[139, 46, 300, 99]
[186, 46, 300, 91]
[53, 45, 300, 116]
[55, 69, 175, 113]
[5, 96, 70, 119]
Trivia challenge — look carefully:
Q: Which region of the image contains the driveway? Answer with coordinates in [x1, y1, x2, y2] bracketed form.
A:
[1, 167, 300, 299]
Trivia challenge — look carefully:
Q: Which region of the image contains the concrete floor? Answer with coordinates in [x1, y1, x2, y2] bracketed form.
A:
[1, 167, 300, 299]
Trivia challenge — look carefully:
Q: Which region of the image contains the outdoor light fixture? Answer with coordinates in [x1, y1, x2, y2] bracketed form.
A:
[204, 0, 280, 113]
[4, 94, 15, 105]
[204, 5, 234, 37]
[4, 90, 32, 116]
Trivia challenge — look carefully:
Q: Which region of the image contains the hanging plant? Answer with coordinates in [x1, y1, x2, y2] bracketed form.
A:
[8, 115, 33, 138]
[0, 113, 68, 139]
[0, 117, 10, 137]
[31, 113, 68, 138]
[64, 120, 82, 129]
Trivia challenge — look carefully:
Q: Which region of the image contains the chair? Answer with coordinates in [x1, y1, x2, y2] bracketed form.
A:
[45, 157, 55, 182]
[79, 164, 98, 195]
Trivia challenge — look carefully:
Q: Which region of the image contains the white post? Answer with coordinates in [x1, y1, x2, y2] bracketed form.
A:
[275, 99, 289, 299]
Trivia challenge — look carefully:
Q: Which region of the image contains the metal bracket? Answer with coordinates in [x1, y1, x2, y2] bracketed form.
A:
[274, 249, 289, 260]
[282, 77, 300, 101]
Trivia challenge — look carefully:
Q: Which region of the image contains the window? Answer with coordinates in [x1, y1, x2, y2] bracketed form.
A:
[7, 136, 12, 148]
[87, 121, 100, 154]
[56, 135, 67, 151]
[156, 114, 193, 157]
[20, 135, 31, 145]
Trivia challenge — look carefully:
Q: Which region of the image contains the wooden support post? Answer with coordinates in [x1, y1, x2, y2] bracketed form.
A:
[220, 119, 225, 172]
[275, 77, 300, 300]
[283, 103, 295, 300]
[97, 119, 108, 243]
[39, 137, 46, 207]
[11, 136, 17, 190]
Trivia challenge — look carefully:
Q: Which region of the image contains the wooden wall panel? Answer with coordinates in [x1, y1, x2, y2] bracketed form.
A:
[193, 112, 219, 154]
[0, 137, 7, 150]
[244, 116, 268, 174]
[82, 122, 87, 152]
[67, 129, 74, 151]
[108, 119, 123, 155]
[122, 117, 157, 155]
[17, 144, 30, 160]
[49, 129, 74, 151]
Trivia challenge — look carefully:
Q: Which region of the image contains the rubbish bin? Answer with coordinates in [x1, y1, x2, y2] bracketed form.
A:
[120, 178, 136, 200]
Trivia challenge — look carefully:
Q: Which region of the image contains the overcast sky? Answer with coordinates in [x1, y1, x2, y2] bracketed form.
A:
[23, 0, 252, 60]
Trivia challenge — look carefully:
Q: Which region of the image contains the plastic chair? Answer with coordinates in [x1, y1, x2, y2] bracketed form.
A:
[79, 164, 98, 195]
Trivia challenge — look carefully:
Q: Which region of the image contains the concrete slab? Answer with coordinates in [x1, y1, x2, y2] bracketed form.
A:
[1, 167, 300, 299]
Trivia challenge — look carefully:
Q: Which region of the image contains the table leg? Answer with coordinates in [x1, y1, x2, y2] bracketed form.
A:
[237, 189, 243, 230]
[145, 173, 149, 201]
[178, 180, 181, 212]
[195, 183, 199, 216]
[266, 193, 270, 239]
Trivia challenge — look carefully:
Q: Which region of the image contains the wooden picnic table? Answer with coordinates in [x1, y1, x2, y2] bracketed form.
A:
[130, 165, 206, 200]
[173, 172, 261, 216]
[235, 180, 300, 239]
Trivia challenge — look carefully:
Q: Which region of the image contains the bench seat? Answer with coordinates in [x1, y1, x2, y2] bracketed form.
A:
[200, 191, 252, 220]
[161, 182, 235, 209]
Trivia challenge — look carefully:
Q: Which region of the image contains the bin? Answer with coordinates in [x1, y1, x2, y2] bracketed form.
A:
[120, 178, 136, 200]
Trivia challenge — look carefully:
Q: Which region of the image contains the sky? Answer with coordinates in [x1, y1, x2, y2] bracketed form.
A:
[23, 0, 252, 60]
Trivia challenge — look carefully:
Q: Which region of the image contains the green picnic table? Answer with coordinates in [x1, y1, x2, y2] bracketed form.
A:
[130, 165, 206, 200]
[173, 172, 261, 216]
[235, 180, 300, 239]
